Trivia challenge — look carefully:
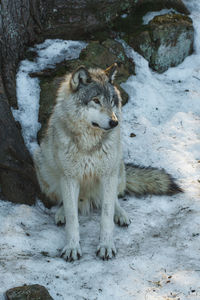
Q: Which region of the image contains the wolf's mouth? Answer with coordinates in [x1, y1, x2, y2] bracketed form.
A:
[92, 122, 100, 128]
[92, 122, 111, 131]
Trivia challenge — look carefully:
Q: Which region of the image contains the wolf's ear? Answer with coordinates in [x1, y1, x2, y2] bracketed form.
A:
[70, 66, 91, 91]
[105, 63, 118, 84]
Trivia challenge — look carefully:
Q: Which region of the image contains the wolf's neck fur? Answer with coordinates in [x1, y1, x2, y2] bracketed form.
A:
[63, 116, 110, 153]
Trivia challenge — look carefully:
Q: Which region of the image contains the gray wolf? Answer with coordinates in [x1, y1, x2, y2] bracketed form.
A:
[33, 63, 181, 261]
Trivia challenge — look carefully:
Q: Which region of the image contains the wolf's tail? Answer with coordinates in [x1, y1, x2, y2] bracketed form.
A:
[125, 164, 182, 197]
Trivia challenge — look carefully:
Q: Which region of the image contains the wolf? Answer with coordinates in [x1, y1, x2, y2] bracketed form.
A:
[33, 63, 181, 261]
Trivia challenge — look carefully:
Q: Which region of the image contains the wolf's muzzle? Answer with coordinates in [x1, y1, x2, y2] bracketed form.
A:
[109, 112, 118, 128]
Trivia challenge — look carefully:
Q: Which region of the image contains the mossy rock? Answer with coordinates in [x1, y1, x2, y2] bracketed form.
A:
[127, 13, 194, 73]
[37, 39, 135, 141]
[150, 13, 192, 25]
[6, 284, 54, 300]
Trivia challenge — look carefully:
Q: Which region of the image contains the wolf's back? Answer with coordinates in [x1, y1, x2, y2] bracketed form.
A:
[125, 164, 182, 197]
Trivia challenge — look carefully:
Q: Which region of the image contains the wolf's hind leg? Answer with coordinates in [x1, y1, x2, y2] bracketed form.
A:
[55, 205, 65, 226]
[114, 198, 131, 227]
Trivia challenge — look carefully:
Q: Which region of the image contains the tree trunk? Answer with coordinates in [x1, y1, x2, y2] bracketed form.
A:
[1, 0, 44, 107]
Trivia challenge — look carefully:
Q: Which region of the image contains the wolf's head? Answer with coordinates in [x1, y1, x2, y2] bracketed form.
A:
[68, 63, 121, 131]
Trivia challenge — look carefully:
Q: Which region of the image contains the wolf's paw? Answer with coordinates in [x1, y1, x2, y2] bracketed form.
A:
[114, 210, 131, 227]
[61, 244, 82, 262]
[96, 243, 116, 260]
[55, 206, 65, 226]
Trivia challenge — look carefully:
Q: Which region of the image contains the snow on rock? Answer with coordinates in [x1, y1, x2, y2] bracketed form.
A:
[143, 8, 178, 25]
[1, 0, 200, 299]
[136, 10, 194, 73]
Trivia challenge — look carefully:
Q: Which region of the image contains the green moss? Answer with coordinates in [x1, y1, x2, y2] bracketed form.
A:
[151, 13, 193, 25]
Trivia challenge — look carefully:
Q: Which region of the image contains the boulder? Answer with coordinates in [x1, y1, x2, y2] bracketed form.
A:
[33, 39, 135, 141]
[127, 13, 194, 73]
[5, 284, 54, 300]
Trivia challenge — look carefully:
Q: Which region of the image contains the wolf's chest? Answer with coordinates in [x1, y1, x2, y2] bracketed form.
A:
[76, 150, 110, 179]
[59, 129, 119, 179]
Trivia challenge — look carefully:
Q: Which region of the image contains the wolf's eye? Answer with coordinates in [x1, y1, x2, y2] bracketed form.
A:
[93, 98, 100, 104]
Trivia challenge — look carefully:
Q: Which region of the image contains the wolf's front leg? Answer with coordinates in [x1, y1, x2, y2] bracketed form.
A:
[60, 177, 82, 261]
[97, 174, 118, 260]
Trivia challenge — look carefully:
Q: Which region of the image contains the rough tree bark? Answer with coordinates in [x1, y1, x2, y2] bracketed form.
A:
[1, 0, 44, 107]
[0, 0, 46, 205]
[0, 0, 189, 206]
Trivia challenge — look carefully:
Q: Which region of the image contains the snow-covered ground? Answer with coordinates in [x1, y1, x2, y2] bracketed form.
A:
[1, 0, 200, 299]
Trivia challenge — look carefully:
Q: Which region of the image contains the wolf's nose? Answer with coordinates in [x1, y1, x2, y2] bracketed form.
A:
[109, 120, 118, 128]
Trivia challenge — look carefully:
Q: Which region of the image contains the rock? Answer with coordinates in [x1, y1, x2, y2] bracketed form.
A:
[35, 39, 135, 141]
[42, 0, 136, 40]
[128, 13, 194, 73]
[150, 14, 194, 72]
[5, 284, 54, 300]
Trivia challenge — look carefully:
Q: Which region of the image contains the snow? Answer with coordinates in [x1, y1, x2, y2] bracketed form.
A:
[121, 13, 128, 19]
[1, 0, 200, 299]
[142, 8, 178, 25]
